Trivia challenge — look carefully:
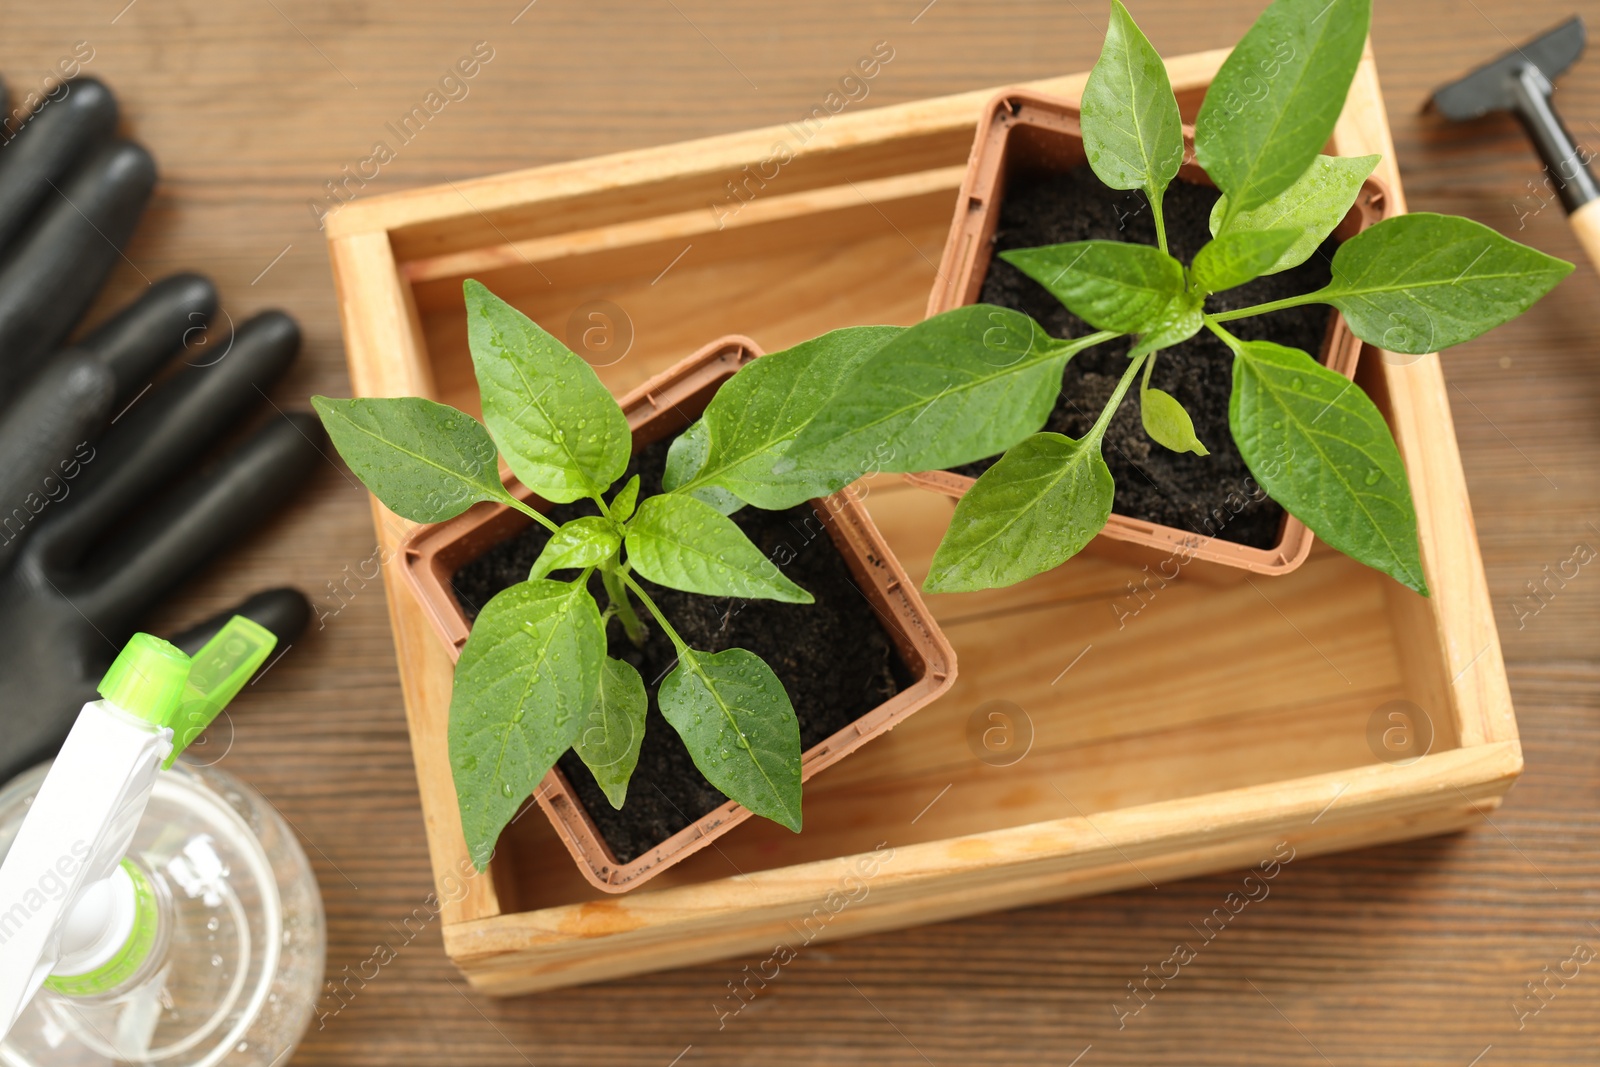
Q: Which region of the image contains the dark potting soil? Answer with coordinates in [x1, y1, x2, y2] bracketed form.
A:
[951, 164, 1342, 550]
[450, 439, 909, 865]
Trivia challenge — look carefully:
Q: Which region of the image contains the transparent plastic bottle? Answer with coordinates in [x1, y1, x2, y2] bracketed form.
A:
[0, 758, 325, 1067]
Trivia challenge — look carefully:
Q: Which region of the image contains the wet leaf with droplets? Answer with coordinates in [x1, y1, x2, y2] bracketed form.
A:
[627, 494, 813, 603]
[311, 395, 515, 522]
[683, 325, 905, 509]
[926, 431, 1114, 592]
[449, 578, 604, 870]
[464, 280, 631, 503]
[1227, 338, 1426, 593]
[659, 648, 802, 832]
[528, 515, 621, 579]
[572, 657, 647, 809]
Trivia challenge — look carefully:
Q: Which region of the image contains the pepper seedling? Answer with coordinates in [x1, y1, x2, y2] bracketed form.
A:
[314, 282, 904, 869]
[787, 0, 1573, 595]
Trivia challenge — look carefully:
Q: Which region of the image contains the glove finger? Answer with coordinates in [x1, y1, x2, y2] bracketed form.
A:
[168, 587, 311, 656]
[83, 272, 218, 402]
[0, 139, 155, 394]
[0, 354, 114, 572]
[0, 78, 118, 252]
[27, 310, 299, 569]
[75, 412, 325, 635]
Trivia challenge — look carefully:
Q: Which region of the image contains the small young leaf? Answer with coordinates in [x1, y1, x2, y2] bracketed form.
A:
[659, 648, 802, 832]
[1127, 300, 1204, 359]
[664, 420, 743, 514]
[689, 325, 905, 509]
[1190, 229, 1299, 294]
[312, 396, 512, 523]
[925, 431, 1114, 593]
[1210, 154, 1380, 274]
[572, 657, 647, 809]
[464, 279, 630, 503]
[529, 516, 621, 579]
[1313, 213, 1574, 353]
[1080, 0, 1184, 206]
[791, 305, 1095, 475]
[1141, 387, 1209, 456]
[1228, 339, 1426, 593]
[1000, 241, 1186, 333]
[449, 579, 605, 869]
[610, 474, 641, 523]
[626, 494, 813, 603]
[1195, 0, 1372, 219]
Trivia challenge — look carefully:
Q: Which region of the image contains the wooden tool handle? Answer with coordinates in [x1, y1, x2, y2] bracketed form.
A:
[1572, 199, 1600, 276]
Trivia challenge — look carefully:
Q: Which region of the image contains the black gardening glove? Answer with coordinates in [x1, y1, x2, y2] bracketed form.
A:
[0, 77, 326, 783]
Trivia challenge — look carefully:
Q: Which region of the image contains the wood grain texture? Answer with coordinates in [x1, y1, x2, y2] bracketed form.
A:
[2, 1, 1593, 1063]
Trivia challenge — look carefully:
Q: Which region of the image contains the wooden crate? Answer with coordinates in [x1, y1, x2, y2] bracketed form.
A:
[326, 44, 1520, 995]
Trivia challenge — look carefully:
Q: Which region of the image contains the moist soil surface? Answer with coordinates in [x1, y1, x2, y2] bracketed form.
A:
[451, 438, 908, 865]
[951, 164, 1343, 549]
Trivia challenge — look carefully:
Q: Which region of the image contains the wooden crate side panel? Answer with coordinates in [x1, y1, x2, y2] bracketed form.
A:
[445, 741, 1520, 994]
[323, 51, 1232, 250]
[328, 232, 502, 927]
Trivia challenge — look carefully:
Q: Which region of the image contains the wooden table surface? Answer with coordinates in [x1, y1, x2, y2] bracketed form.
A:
[5, 1, 1596, 1063]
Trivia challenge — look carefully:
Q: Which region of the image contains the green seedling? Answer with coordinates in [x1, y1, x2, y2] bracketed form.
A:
[788, 0, 1572, 595]
[314, 283, 904, 869]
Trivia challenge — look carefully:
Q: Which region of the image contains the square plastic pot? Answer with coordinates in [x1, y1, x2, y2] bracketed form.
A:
[911, 88, 1392, 579]
[395, 335, 958, 893]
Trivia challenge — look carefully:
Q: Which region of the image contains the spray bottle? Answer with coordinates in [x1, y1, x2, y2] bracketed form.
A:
[0, 618, 325, 1066]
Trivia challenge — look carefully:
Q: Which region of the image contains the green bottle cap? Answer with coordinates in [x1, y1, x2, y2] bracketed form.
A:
[96, 617, 278, 768]
[166, 616, 277, 768]
[97, 634, 191, 726]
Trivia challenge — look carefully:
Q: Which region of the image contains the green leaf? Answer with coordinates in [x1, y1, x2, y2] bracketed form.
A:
[689, 325, 905, 509]
[1190, 229, 1299, 294]
[791, 305, 1102, 475]
[572, 657, 647, 809]
[1210, 154, 1379, 274]
[1141, 387, 1209, 455]
[312, 396, 512, 523]
[529, 516, 621, 579]
[663, 420, 743, 515]
[1228, 339, 1426, 593]
[464, 279, 630, 503]
[659, 648, 802, 831]
[449, 579, 605, 869]
[610, 474, 641, 522]
[1195, 0, 1372, 218]
[925, 431, 1114, 593]
[1080, 0, 1183, 207]
[1313, 213, 1575, 354]
[626, 494, 813, 603]
[1127, 300, 1204, 359]
[1000, 241, 1186, 332]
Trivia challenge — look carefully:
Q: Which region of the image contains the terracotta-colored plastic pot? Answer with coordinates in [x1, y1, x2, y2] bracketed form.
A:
[397, 335, 957, 893]
[913, 88, 1392, 580]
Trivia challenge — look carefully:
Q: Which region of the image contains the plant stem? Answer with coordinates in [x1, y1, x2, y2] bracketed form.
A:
[601, 564, 647, 647]
[1203, 316, 1245, 352]
[1149, 186, 1169, 255]
[1055, 329, 1123, 360]
[621, 571, 691, 656]
[505, 495, 562, 535]
[1141, 351, 1157, 392]
[1088, 352, 1150, 447]
[1207, 292, 1321, 324]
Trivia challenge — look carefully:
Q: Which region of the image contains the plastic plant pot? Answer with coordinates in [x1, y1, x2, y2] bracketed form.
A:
[912, 88, 1392, 580]
[396, 335, 957, 893]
